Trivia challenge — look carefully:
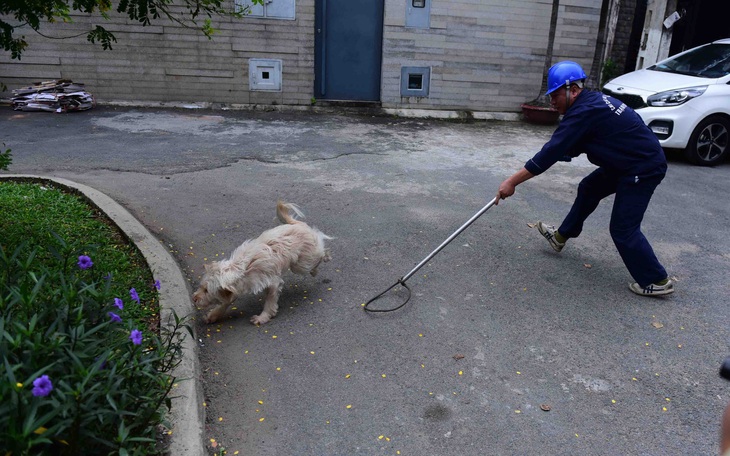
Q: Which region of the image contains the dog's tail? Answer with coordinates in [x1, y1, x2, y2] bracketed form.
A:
[276, 200, 305, 225]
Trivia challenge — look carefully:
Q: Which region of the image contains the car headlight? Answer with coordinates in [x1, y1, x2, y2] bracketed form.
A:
[647, 86, 707, 107]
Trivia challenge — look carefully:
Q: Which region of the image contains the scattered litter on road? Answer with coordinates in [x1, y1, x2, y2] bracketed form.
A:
[11, 79, 95, 113]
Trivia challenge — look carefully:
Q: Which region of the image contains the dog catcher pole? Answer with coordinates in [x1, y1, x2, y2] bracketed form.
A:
[364, 197, 498, 313]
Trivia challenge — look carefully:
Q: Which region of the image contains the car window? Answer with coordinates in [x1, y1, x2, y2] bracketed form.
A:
[648, 43, 730, 78]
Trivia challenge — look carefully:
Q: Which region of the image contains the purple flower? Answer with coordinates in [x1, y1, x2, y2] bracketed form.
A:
[130, 288, 140, 304]
[32, 375, 53, 397]
[94, 356, 108, 370]
[129, 329, 142, 345]
[77, 255, 93, 270]
[114, 298, 124, 310]
[108, 312, 122, 323]
[154, 280, 161, 290]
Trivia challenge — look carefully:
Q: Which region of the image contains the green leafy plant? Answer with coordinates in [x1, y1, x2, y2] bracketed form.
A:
[601, 58, 619, 88]
[0, 144, 11, 171]
[1, 0, 264, 60]
[0, 181, 190, 454]
[0, 181, 157, 323]
[0, 243, 189, 454]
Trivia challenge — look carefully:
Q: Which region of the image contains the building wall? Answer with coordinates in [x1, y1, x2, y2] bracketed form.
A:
[0, 2, 317, 108]
[0, 0, 602, 115]
[382, 0, 602, 112]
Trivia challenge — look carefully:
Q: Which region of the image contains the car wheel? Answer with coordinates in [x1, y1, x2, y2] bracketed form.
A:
[684, 115, 730, 166]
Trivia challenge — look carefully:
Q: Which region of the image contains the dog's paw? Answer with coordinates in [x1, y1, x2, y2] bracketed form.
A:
[250, 313, 271, 325]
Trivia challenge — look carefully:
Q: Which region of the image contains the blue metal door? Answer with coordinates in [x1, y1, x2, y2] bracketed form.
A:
[314, 0, 384, 101]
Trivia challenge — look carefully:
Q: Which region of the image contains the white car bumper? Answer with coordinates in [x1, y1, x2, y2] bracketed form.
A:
[633, 104, 704, 149]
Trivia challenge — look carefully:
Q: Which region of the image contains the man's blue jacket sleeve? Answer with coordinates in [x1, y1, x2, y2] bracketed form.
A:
[524, 110, 591, 176]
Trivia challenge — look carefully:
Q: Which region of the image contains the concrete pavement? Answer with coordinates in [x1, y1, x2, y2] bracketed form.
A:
[2, 106, 730, 455]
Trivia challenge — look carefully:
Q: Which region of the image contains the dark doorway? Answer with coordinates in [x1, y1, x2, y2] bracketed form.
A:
[670, 0, 730, 55]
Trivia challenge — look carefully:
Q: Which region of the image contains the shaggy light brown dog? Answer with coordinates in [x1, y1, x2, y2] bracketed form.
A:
[192, 201, 331, 325]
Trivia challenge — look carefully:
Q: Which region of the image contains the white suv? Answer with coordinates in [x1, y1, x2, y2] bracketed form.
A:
[603, 38, 730, 166]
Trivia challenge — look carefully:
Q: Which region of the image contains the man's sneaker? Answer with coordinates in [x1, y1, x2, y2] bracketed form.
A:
[537, 221, 565, 252]
[629, 279, 675, 296]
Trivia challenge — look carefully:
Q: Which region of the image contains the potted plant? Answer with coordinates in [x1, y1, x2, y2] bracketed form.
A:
[521, 0, 561, 125]
[521, 99, 559, 125]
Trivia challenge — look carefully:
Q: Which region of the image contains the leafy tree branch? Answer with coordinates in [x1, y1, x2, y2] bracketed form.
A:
[1, 0, 263, 60]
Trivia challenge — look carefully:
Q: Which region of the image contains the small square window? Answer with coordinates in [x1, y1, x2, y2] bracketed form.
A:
[412, 0, 426, 7]
[262, 71, 270, 79]
[401, 66, 430, 97]
[235, 0, 296, 19]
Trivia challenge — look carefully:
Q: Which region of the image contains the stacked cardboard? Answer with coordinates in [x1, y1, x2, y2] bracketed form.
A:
[11, 80, 95, 113]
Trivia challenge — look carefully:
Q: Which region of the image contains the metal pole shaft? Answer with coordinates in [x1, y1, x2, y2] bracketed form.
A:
[401, 197, 497, 283]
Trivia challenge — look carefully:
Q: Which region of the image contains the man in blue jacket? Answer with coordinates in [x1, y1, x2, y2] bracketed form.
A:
[495, 60, 673, 296]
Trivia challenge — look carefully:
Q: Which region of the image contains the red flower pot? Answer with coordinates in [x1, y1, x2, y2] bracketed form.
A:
[521, 103, 560, 125]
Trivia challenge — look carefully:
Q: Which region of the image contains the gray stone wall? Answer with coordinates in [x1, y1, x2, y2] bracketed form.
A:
[1, 0, 602, 115]
[0, 2, 316, 107]
[381, 0, 602, 112]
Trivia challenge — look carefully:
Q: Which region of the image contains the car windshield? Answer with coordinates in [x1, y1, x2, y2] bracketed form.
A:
[648, 43, 730, 78]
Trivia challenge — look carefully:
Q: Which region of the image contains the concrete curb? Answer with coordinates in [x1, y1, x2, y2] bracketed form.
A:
[1, 175, 205, 456]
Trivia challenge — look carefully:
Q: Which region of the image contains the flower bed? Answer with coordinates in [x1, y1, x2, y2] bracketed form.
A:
[0, 180, 188, 455]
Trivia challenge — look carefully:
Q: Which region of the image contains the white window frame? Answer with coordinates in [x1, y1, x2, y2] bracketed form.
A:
[235, 0, 296, 20]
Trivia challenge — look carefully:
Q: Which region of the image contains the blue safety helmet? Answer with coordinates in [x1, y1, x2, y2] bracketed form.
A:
[545, 61, 587, 95]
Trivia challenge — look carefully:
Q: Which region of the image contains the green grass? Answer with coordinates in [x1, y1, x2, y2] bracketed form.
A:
[0, 179, 159, 325]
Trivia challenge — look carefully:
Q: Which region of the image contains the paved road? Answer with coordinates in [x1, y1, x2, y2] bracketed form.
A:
[2, 106, 730, 455]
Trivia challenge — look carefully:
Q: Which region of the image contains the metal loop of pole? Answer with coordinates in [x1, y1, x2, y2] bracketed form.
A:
[364, 197, 497, 313]
[363, 278, 411, 313]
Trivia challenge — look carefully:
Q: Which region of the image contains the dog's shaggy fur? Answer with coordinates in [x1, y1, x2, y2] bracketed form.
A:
[192, 201, 331, 325]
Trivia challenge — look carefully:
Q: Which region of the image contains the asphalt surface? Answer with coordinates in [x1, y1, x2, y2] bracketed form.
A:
[2, 106, 730, 456]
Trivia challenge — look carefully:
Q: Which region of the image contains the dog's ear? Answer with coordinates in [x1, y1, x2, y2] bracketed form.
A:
[217, 266, 243, 293]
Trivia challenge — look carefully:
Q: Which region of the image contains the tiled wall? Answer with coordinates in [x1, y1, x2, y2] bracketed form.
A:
[0, 0, 602, 115]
